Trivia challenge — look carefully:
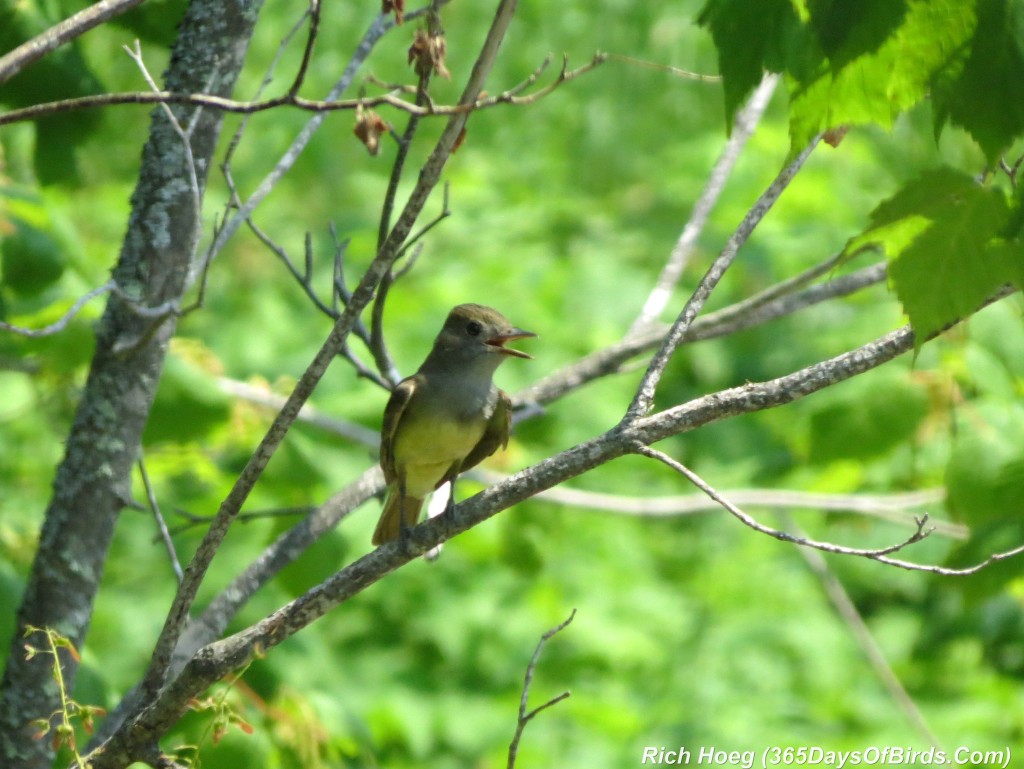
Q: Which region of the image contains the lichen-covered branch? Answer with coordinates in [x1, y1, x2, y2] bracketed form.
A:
[0, 1, 266, 766]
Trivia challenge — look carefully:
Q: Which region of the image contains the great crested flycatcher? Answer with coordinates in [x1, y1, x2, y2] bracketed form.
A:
[372, 303, 535, 545]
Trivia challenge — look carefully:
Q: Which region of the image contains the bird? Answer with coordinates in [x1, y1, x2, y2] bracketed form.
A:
[372, 303, 535, 545]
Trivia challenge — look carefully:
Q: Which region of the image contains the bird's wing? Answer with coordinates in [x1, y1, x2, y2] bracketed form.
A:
[459, 388, 512, 474]
[380, 376, 418, 485]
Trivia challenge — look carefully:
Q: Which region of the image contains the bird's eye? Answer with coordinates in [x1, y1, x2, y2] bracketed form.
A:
[466, 320, 483, 336]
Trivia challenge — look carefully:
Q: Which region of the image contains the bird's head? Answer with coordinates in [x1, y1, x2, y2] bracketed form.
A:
[433, 303, 536, 363]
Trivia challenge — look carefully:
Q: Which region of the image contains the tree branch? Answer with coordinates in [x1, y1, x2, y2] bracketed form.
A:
[0, 1, 265, 765]
[521, 258, 886, 407]
[0, 53, 607, 128]
[471, 471, 962, 537]
[0, 0, 145, 85]
[629, 73, 778, 334]
[137, 458, 184, 584]
[0, 280, 115, 337]
[627, 135, 821, 419]
[507, 609, 576, 769]
[633, 445, 937, 558]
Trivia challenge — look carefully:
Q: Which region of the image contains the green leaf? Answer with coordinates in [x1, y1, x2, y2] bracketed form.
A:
[933, 0, 1024, 163]
[947, 417, 1024, 526]
[845, 168, 1018, 344]
[698, 0, 981, 152]
[806, 0, 909, 69]
[1, 219, 65, 297]
[697, 0, 808, 125]
[807, 372, 929, 462]
[943, 415, 1024, 601]
[0, 0, 105, 185]
[789, 0, 976, 149]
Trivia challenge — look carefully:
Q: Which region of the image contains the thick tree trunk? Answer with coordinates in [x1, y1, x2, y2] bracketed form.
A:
[0, 2, 263, 766]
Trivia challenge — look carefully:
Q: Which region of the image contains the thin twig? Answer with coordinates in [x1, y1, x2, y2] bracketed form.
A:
[369, 1, 443, 383]
[0, 52, 608, 128]
[626, 136, 821, 419]
[396, 182, 452, 259]
[605, 53, 722, 82]
[138, 459, 184, 584]
[633, 443, 1024, 575]
[521, 258, 885, 408]
[234, 198, 335, 318]
[470, 471, 963, 537]
[124, 40, 203, 247]
[633, 444, 937, 558]
[0, 280, 114, 337]
[370, 134, 424, 378]
[370, 181, 452, 384]
[288, 0, 321, 98]
[629, 74, 778, 334]
[166, 505, 316, 536]
[222, 4, 312, 166]
[200, 12, 398, 288]
[507, 609, 576, 769]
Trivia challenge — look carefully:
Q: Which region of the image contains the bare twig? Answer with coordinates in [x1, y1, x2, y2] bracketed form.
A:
[862, 541, 1024, 575]
[507, 609, 576, 769]
[369, 184, 451, 383]
[0, 280, 115, 337]
[369, 40, 437, 383]
[632, 442, 1024, 575]
[166, 505, 316, 536]
[200, 12, 398, 286]
[216, 376, 381, 446]
[471, 471, 963, 537]
[288, 0, 322, 99]
[626, 135, 821, 419]
[0, 0, 145, 85]
[124, 40, 204, 254]
[630, 74, 778, 334]
[138, 459, 184, 584]
[605, 53, 722, 82]
[0, 52, 607, 128]
[221, 1, 313, 167]
[521, 257, 885, 408]
[230, 196, 336, 318]
[634, 444, 938, 558]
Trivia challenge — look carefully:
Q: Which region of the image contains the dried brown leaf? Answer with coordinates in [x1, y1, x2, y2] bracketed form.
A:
[382, 0, 405, 25]
[354, 105, 390, 156]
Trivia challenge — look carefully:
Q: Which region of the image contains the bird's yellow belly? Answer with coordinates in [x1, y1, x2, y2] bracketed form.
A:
[392, 416, 486, 497]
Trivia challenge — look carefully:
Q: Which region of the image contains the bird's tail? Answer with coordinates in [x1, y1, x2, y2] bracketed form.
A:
[372, 487, 424, 545]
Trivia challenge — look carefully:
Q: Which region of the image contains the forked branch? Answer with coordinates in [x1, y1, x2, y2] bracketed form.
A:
[507, 609, 576, 769]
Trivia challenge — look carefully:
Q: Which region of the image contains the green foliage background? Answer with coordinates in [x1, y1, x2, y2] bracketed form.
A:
[2, 0, 1024, 766]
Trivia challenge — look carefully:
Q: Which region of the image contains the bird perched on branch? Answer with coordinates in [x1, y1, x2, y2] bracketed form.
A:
[372, 303, 535, 545]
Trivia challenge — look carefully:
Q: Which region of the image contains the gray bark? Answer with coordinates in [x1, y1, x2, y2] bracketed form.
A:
[0, 1, 263, 766]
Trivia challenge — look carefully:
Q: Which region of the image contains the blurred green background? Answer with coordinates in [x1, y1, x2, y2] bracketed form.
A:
[2, 0, 1023, 766]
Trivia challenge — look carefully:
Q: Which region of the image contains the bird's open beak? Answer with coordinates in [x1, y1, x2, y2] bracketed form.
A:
[486, 328, 536, 358]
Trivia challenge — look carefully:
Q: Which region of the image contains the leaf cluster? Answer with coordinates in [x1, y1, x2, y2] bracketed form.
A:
[699, 0, 1024, 162]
